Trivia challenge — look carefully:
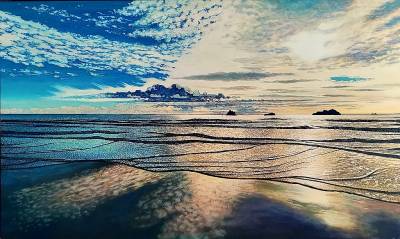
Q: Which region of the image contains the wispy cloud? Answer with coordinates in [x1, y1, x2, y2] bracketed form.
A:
[221, 86, 257, 90]
[180, 72, 293, 81]
[330, 76, 369, 82]
[52, 79, 162, 98]
[322, 94, 353, 97]
[351, 88, 383, 92]
[273, 79, 318, 84]
[323, 85, 352, 89]
[368, 0, 400, 19]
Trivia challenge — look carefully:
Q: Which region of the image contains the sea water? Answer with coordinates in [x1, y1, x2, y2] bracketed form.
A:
[1, 114, 400, 238]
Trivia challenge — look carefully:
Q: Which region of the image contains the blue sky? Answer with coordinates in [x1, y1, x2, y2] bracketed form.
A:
[0, 1, 221, 108]
[1, 0, 399, 114]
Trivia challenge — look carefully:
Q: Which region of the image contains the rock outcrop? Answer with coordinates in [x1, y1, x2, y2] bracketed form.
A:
[226, 110, 236, 116]
[312, 109, 341, 115]
[264, 112, 276, 116]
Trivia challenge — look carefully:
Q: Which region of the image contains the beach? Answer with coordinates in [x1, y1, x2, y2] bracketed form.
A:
[1, 114, 400, 238]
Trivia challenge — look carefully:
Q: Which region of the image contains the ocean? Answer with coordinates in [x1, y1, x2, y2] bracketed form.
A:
[1, 114, 400, 238]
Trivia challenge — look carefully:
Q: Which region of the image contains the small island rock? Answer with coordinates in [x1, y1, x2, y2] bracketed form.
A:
[226, 110, 236, 116]
[312, 109, 341, 115]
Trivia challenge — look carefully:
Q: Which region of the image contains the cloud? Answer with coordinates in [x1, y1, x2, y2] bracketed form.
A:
[180, 72, 293, 81]
[52, 81, 227, 103]
[351, 89, 383, 92]
[285, 30, 349, 62]
[330, 76, 369, 82]
[368, 0, 400, 19]
[266, 89, 311, 93]
[323, 85, 352, 89]
[382, 16, 400, 28]
[215, 1, 399, 70]
[221, 86, 257, 90]
[253, 93, 311, 101]
[0, 11, 170, 76]
[273, 79, 318, 84]
[118, 1, 222, 45]
[0, 1, 222, 79]
[322, 94, 353, 97]
[52, 78, 162, 98]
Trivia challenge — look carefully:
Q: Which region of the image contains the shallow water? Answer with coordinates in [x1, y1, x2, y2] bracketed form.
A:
[1, 114, 400, 238]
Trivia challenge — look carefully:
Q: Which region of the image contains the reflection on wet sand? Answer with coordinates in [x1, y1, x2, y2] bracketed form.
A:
[133, 172, 254, 238]
[11, 165, 163, 229]
[9, 164, 400, 238]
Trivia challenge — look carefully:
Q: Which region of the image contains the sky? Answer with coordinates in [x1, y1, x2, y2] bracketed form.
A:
[1, 0, 399, 114]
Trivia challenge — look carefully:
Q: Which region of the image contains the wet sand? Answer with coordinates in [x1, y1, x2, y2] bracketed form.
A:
[2, 162, 400, 239]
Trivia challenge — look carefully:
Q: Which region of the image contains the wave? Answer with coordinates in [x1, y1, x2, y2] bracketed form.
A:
[1, 116, 400, 204]
[2, 118, 399, 132]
